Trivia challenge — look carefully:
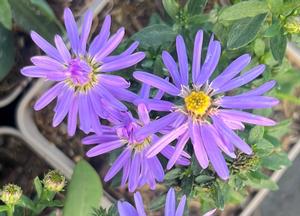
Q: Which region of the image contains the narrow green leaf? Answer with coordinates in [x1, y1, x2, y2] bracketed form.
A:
[262, 152, 292, 170]
[17, 195, 36, 211]
[264, 23, 281, 37]
[164, 168, 182, 181]
[162, 0, 180, 20]
[195, 175, 215, 184]
[34, 177, 43, 199]
[0, 206, 8, 212]
[186, 0, 208, 15]
[266, 119, 291, 139]
[63, 160, 103, 216]
[0, 24, 15, 81]
[0, 0, 12, 29]
[270, 28, 287, 63]
[8, 0, 61, 41]
[149, 194, 166, 211]
[253, 139, 274, 156]
[227, 13, 267, 50]
[219, 1, 269, 21]
[213, 182, 224, 210]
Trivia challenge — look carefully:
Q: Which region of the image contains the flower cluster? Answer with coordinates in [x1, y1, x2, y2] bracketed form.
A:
[21, 7, 278, 215]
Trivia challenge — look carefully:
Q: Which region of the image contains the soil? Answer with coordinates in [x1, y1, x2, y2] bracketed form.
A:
[0, 134, 49, 196]
[0, 31, 36, 100]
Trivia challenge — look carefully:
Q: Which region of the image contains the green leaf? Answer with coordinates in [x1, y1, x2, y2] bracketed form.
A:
[0, 206, 8, 213]
[63, 160, 103, 216]
[131, 24, 176, 49]
[0, 0, 12, 29]
[186, 0, 208, 15]
[164, 168, 182, 181]
[162, 0, 180, 20]
[149, 194, 166, 211]
[254, 139, 274, 156]
[34, 177, 43, 199]
[262, 152, 292, 170]
[0, 24, 15, 81]
[17, 195, 36, 211]
[219, 0, 269, 22]
[195, 175, 215, 184]
[270, 28, 287, 63]
[248, 126, 265, 144]
[8, 0, 61, 41]
[227, 13, 267, 50]
[264, 23, 281, 37]
[246, 171, 278, 190]
[254, 38, 265, 57]
[266, 119, 291, 139]
[213, 182, 224, 210]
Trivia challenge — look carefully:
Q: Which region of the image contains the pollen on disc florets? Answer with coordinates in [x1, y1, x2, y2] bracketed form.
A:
[132, 137, 152, 152]
[184, 91, 212, 118]
[65, 57, 99, 93]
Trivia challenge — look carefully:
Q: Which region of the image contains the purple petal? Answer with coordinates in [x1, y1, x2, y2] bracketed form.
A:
[21, 66, 47, 78]
[30, 31, 62, 61]
[99, 74, 130, 88]
[118, 201, 138, 216]
[89, 15, 111, 56]
[86, 140, 124, 157]
[139, 83, 150, 99]
[82, 134, 118, 145]
[31, 56, 64, 71]
[53, 87, 73, 127]
[189, 121, 209, 169]
[165, 188, 176, 216]
[54, 35, 71, 63]
[162, 51, 181, 87]
[219, 96, 279, 109]
[103, 41, 139, 62]
[218, 109, 276, 126]
[176, 35, 189, 86]
[149, 156, 164, 181]
[200, 124, 229, 180]
[121, 157, 131, 187]
[167, 131, 189, 170]
[134, 192, 147, 216]
[87, 96, 102, 135]
[215, 64, 265, 94]
[93, 27, 125, 63]
[105, 149, 131, 181]
[64, 8, 80, 54]
[135, 98, 173, 112]
[175, 195, 186, 216]
[67, 95, 78, 136]
[147, 123, 188, 158]
[212, 115, 252, 154]
[232, 80, 276, 97]
[134, 71, 180, 96]
[108, 87, 138, 102]
[203, 209, 217, 216]
[196, 38, 221, 85]
[100, 52, 145, 72]
[78, 93, 91, 133]
[34, 82, 65, 110]
[79, 10, 93, 54]
[128, 153, 141, 192]
[211, 54, 251, 90]
[192, 30, 203, 84]
[137, 103, 150, 125]
[136, 112, 181, 138]
[223, 119, 245, 130]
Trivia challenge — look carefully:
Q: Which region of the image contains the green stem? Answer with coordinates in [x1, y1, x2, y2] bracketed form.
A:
[7, 205, 14, 216]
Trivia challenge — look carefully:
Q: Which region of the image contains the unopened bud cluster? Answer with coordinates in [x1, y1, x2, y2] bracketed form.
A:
[43, 170, 66, 192]
[0, 184, 22, 205]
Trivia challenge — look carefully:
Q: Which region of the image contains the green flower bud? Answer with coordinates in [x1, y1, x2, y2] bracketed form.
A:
[0, 184, 22, 205]
[43, 170, 66, 192]
[284, 20, 300, 34]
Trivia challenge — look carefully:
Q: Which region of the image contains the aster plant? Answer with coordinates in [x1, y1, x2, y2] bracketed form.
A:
[14, 0, 300, 215]
[21, 8, 145, 136]
[134, 31, 279, 180]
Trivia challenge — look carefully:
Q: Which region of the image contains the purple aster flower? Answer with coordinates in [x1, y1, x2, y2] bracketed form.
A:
[118, 188, 187, 216]
[82, 84, 190, 192]
[21, 8, 145, 136]
[133, 30, 279, 180]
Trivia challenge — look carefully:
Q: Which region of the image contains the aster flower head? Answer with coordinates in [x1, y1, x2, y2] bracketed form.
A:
[82, 84, 190, 192]
[21, 8, 145, 136]
[133, 30, 279, 180]
[117, 188, 187, 216]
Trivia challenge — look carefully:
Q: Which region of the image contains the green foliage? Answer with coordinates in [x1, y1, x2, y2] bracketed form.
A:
[218, 1, 269, 21]
[162, 0, 180, 20]
[0, 24, 15, 81]
[185, 0, 208, 15]
[8, 0, 62, 41]
[63, 160, 103, 216]
[0, 0, 12, 29]
[227, 13, 267, 49]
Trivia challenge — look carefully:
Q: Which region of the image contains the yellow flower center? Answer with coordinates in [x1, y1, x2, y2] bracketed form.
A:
[133, 137, 152, 152]
[184, 91, 211, 117]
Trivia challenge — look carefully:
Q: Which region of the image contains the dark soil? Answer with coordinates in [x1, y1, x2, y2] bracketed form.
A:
[0, 134, 49, 195]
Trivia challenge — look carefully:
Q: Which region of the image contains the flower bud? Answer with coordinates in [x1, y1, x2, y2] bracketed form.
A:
[284, 20, 300, 34]
[43, 170, 66, 192]
[0, 184, 22, 205]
